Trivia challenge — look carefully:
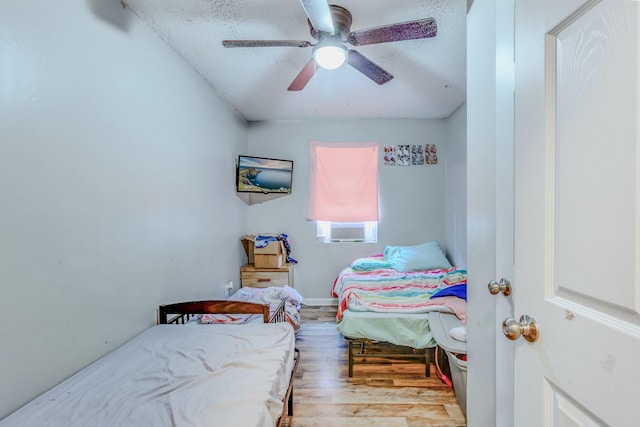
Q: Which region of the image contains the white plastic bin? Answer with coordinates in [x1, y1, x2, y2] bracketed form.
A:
[445, 350, 467, 415]
[428, 312, 467, 416]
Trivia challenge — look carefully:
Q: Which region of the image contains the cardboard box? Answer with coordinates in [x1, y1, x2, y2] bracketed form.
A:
[255, 253, 284, 268]
[240, 235, 256, 264]
[254, 239, 285, 255]
[241, 235, 286, 268]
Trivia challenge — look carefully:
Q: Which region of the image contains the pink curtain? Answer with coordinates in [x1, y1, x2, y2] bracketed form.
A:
[307, 141, 379, 222]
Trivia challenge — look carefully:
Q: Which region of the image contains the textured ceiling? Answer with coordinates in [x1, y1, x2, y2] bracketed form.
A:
[124, 0, 467, 121]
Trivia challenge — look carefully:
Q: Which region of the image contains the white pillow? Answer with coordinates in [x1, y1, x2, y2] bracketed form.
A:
[384, 241, 452, 272]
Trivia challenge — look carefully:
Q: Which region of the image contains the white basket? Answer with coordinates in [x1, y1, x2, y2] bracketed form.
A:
[446, 351, 467, 415]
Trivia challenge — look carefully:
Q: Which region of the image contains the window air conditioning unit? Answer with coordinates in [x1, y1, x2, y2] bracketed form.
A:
[316, 221, 377, 243]
[330, 223, 365, 242]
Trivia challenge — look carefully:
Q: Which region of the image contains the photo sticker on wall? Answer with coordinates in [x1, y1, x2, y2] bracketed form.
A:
[411, 145, 425, 165]
[383, 145, 396, 166]
[425, 144, 438, 165]
[397, 145, 410, 166]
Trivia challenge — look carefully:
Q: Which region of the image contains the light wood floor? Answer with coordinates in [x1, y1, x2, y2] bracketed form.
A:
[282, 306, 467, 427]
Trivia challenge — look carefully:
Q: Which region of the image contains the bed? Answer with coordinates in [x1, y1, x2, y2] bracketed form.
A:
[331, 241, 467, 377]
[1, 301, 299, 427]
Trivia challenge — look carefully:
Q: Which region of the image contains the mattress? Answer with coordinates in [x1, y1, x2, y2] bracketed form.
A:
[1, 323, 296, 427]
[336, 309, 438, 349]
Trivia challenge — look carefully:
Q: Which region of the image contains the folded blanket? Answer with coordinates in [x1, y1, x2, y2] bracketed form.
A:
[431, 283, 466, 301]
[332, 266, 467, 322]
[350, 255, 392, 271]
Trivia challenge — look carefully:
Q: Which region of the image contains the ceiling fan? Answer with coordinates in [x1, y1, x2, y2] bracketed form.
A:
[222, 0, 437, 91]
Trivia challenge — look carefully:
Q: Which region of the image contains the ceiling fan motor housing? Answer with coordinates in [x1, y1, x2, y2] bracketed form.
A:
[309, 5, 353, 41]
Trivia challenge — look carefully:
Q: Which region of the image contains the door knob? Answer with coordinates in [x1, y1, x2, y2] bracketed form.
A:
[488, 278, 512, 296]
[502, 314, 539, 342]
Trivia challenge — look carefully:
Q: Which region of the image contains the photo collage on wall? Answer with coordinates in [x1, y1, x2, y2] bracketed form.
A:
[383, 144, 437, 166]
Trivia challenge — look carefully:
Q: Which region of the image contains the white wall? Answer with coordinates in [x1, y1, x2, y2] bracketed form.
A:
[246, 119, 448, 300]
[444, 103, 467, 268]
[0, 0, 248, 418]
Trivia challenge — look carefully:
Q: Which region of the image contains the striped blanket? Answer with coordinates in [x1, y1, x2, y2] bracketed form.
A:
[331, 259, 467, 322]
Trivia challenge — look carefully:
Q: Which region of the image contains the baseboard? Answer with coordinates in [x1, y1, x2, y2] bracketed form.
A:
[303, 298, 338, 306]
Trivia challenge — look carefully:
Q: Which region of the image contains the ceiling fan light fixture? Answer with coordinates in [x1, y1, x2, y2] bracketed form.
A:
[313, 44, 347, 70]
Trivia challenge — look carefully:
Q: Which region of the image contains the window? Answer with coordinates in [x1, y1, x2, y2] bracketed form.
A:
[316, 221, 378, 243]
[307, 141, 379, 243]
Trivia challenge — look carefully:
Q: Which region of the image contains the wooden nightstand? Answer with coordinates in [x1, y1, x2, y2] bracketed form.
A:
[240, 263, 294, 288]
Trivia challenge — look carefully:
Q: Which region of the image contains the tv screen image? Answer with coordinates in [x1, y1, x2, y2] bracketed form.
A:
[237, 155, 293, 194]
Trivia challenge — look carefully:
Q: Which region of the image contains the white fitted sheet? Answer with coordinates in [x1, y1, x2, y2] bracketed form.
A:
[1, 323, 296, 427]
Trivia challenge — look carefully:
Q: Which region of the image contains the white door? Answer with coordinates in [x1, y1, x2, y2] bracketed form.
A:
[513, 0, 640, 425]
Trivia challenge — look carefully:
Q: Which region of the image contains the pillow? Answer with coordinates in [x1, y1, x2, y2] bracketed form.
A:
[383, 241, 452, 272]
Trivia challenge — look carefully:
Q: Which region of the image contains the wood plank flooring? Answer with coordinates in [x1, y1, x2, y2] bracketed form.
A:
[283, 306, 467, 427]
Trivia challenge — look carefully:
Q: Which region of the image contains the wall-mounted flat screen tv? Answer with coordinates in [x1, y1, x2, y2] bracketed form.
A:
[236, 155, 293, 194]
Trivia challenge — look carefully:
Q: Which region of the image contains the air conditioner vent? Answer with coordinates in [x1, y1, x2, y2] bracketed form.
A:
[330, 225, 365, 242]
[316, 221, 377, 243]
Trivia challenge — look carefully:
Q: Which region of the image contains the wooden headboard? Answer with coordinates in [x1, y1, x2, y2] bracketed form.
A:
[157, 300, 285, 324]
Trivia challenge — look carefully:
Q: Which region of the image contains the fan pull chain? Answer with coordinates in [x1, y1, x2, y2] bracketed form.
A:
[344, 62, 350, 108]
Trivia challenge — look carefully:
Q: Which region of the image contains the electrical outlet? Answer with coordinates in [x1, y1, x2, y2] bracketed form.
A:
[224, 281, 233, 297]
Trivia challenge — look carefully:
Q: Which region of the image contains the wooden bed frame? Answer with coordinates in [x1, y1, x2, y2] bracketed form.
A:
[158, 299, 287, 324]
[157, 300, 298, 427]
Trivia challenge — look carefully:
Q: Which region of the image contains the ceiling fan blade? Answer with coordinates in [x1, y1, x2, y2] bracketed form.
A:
[288, 59, 316, 91]
[299, 0, 335, 34]
[347, 18, 437, 46]
[222, 40, 312, 48]
[347, 50, 393, 85]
